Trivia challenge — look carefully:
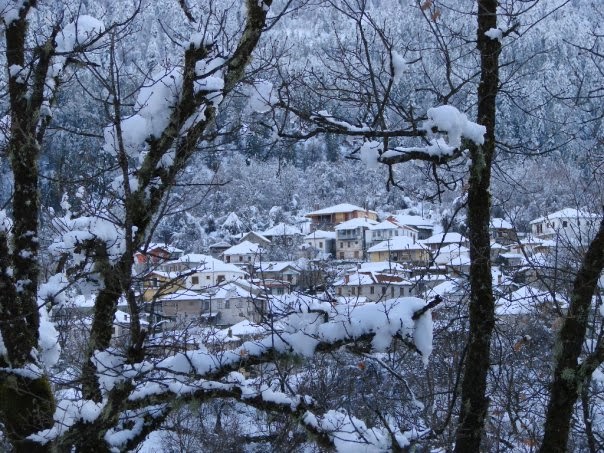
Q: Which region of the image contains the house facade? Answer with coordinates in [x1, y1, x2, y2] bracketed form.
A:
[333, 271, 414, 301]
[365, 219, 418, 248]
[529, 208, 600, 242]
[388, 214, 435, 240]
[306, 203, 378, 231]
[302, 230, 336, 258]
[335, 218, 379, 260]
[489, 218, 517, 245]
[223, 240, 266, 266]
[366, 236, 430, 266]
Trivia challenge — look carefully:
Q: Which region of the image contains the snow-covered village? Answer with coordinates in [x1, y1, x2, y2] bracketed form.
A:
[1, 1, 604, 452]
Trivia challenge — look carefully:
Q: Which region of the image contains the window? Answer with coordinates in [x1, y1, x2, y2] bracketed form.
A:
[287, 274, 293, 282]
[370, 286, 375, 295]
[338, 288, 342, 295]
[203, 301, 210, 311]
[339, 252, 344, 259]
[400, 287, 405, 296]
[239, 256, 243, 262]
[206, 275, 211, 280]
[191, 276, 199, 285]
[225, 300, 230, 309]
[391, 287, 394, 297]
[382, 287, 387, 295]
[340, 242, 344, 248]
[562, 220, 568, 228]
[225, 256, 230, 263]
[347, 242, 350, 248]
[319, 241, 323, 248]
[217, 275, 225, 283]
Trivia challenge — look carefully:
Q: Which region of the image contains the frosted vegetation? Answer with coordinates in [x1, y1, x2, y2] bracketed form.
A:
[0, 0, 603, 452]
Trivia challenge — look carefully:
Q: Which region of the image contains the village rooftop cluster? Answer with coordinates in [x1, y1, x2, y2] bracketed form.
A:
[57, 204, 601, 342]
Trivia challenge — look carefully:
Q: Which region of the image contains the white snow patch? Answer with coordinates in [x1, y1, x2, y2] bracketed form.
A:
[485, 27, 503, 41]
[424, 105, 486, 148]
[249, 80, 275, 113]
[391, 50, 406, 82]
[360, 141, 382, 169]
[56, 15, 106, 53]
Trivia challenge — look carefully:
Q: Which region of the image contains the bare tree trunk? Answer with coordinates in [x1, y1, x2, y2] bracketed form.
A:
[539, 215, 604, 453]
[0, 8, 55, 450]
[453, 0, 500, 451]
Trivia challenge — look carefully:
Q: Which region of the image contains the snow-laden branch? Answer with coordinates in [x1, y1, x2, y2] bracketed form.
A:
[30, 296, 436, 450]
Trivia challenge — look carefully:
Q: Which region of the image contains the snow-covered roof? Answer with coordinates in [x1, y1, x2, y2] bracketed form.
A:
[223, 240, 265, 256]
[209, 241, 232, 248]
[334, 271, 412, 287]
[437, 244, 469, 254]
[368, 219, 414, 231]
[238, 231, 271, 244]
[495, 286, 567, 316]
[389, 214, 434, 229]
[170, 253, 213, 265]
[446, 255, 472, 266]
[422, 232, 468, 245]
[140, 242, 184, 254]
[335, 217, 379, 230]
[306, 203, 377, 216]
[490, 218, 513, 229]
[529, 208, 600, 224]
[334, 272, 376, 286]
[367, 236, 427, 253]
[304, 230, 336, 240]
[357, 261, 409, 273]
[428, 279, 466, 298]
[261, 223, 302, 237]
[166, 254, 245, 274]
[158, 289, 209, 301]
[212, 282, 255, 299]
[500, 252, 525, 260]
[434, 245, 470, 265]
[256, 261, 299, 273]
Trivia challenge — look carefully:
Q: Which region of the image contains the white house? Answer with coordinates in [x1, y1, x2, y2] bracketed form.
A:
[158, 254, 247, 288]
[254, 261, 301, 287]
[530, 208, 600, 242]
[366, 236, 430, 265]
[223, 240, 266, 265]
[434, 244, 470, 266]
[388, 214, 435, 240]
[261, 223, 303, 245]
[365, 219, 418, 248]
[335, 217, 379, 260]
[303, 230, 336, 258]
[422, 232, 469, 252]
[332, 270, 414, 301]
[489, 218, 517, 244]
[306, 203, 378, 231]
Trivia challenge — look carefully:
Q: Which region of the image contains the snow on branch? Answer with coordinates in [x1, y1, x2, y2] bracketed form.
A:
[380, 105, 486, 165]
